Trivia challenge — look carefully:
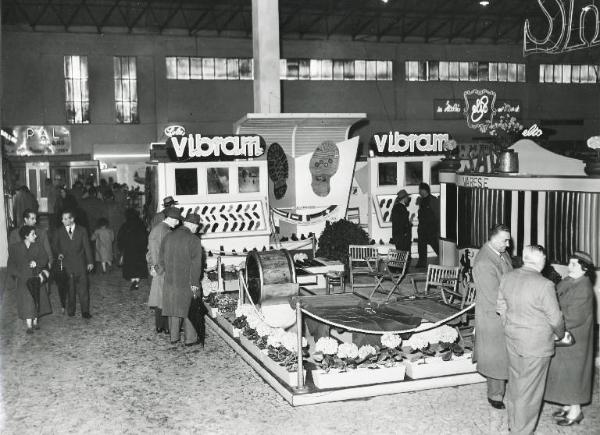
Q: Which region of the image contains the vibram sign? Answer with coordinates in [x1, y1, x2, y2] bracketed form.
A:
[165, 133, 266, 161]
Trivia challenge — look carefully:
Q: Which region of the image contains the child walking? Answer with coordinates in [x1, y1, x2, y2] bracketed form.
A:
[92, 217, 114, 273]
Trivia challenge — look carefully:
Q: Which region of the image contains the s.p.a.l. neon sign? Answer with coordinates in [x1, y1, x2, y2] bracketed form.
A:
[524, 0, 600, 54]
[463, 89, 497, 130]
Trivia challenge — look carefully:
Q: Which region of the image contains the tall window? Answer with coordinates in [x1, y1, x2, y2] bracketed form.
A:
[539, 64, 600, 83]
[405, 60, 526, 82]
[64, 56, 89, 124]
[114, 56, 139, 123]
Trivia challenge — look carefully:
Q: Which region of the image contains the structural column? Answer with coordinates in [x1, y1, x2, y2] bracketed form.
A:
[252, 0, 281, 113]
[0, 8, 8, 267]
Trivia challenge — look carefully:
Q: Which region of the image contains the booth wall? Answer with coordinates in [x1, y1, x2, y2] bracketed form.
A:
[3, 31, 600, 155]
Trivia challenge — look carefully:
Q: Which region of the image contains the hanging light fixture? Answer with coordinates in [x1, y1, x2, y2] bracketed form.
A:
[479, 0, 490, 6]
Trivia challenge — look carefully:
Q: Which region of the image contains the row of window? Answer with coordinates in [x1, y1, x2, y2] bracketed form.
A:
[539, 64, 600, 84]
[405, 61, 527, 82]
[165, 57, 394, 81]
[175, 166, 260, 196]
[65, 55, 137, 124]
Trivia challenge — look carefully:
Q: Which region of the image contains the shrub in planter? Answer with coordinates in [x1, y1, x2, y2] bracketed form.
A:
[316, 219, 369, 273]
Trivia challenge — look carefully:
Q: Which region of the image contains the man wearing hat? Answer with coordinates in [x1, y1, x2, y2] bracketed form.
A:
[158, 212, 203, 345]
[416, 182, 440, 268]
[391, 189, 412, 255]
[146, 206, 182, 334]
[150, 196, 179, 229]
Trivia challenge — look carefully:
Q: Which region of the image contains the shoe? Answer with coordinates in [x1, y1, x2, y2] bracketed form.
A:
[26, 328, 33, 334]
[129, 282, 137, 291]
[156, 328, 164, 334]
[557, 413, 583, 426]
[552, 409, 568, 419]
[82, 312, 92, 319]
[33, 323, 40, 330]
[185, 339, 201, 347]
[170, 340, 179, 345]
[488, 398, 505, 409]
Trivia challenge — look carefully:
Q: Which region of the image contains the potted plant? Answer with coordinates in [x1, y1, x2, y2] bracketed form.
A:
[584, 136, 600, 177]
[438, 139, 461, 171]
[316, 219, 369, 275]
[476, 114, 524, 173]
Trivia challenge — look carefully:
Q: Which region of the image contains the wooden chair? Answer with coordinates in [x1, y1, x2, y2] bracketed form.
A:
[423, 265, 461, 305]
[368, 249, 409, 301]
[348, 245, 379, 291]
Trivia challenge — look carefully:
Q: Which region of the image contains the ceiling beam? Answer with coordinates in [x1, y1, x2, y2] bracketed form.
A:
[98, 0, 124, 32]
[159, 0, 185, 33]
[128, 0, 155, 31]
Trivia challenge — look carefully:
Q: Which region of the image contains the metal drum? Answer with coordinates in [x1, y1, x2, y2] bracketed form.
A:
[245, 249, 297, 305]
[497, 150, 519, 173]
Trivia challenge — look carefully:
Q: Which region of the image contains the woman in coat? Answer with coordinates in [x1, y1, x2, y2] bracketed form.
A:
[117, 208, 148, 290]
[7, 225, 52, 333]
[544, 251, 596, 426]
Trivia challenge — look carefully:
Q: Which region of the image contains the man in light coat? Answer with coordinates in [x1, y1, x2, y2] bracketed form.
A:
[497, 245, 565, 435]
[158, 212, 203, 346]
[146, 207, 181, 334]
[472, 224, 513, 409]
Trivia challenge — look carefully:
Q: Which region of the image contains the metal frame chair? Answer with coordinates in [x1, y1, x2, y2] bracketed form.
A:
[368, 249, 409, 301]
[348, 245, 379, 291]
[423, 265, 461, 304]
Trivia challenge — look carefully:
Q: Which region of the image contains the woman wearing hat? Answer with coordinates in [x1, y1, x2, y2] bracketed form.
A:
[544, 251, 596, 426]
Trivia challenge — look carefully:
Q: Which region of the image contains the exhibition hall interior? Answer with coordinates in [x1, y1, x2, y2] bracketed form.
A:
[0, 0, 599, 433]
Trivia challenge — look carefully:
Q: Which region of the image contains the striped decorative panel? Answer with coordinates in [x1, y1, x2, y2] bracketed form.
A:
[182, 200, 266, 234]
[445, 183, 458, 242]
[577, 193, 600, 266]
[544, 192, 580, 264]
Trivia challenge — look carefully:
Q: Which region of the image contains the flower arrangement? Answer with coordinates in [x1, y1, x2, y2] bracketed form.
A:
[475, 114, 524, 149]
[442, 139, 458, 160]
[586, 136, 600, 161]
[402, 324, 466, 363]
[204, 293, 237, 313]
[312, 334, 404, 373]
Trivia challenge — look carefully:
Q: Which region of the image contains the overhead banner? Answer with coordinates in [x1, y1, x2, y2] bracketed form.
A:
[369, 132, 448, 157]
[434, 99, 521, 120]
[2, 125, 71, 156]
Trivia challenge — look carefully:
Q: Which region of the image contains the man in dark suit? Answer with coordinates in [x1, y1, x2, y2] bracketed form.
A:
[53, 210, 94, 318]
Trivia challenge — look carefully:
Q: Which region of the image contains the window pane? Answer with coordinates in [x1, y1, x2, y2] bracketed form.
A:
[571, 65, 580, 83]
[202, 58, 215, 79]
[73, 80, 81, 102]
[240, 58, 253, 80]
[459, 62, 469, 81]
[80, 57, 88, 78]
[175, 168, 198, 195]
[366, 60, 377, 80]
[131, 102, 139, 123]
[517, 64, 526, 82]
[562, 64, 571, 83]
[227, 58, 240, 79]
[376, 60, 387, 80]
[405, 161, 423, 186]
[539, 65, 545, 83]
[64, 56, 73, 78]
[166, 57, 177, 79]
[355, 60, 365, 80]
[190, 57, 203, 79]
[299, 59, 310, 79]
[207, 168, 229, 194]
[429, 61, 439, 81]
[386, 60, 393, 80]
[122, 80, 130, 101]
[114, 57, 121, 78]
[73, 58, 81, 79]
[553, 65, 562, 83]
[343, 60, 354, 80]
[66, 102, 76, 123]
[280, 59, 287, 79]
[121, 57, 130, 79]
[81, 79, 89, 101]
[65, 80, 74, 102]
[405, 61, 416, 81]
[82, 102, 90, 123]
[430, 161, 442, 185]
[478, 62, 489, 81]
[439, 61, 449, 80]
[176, 57, 190, 79]
[238, 167, 260, 193]
[214, 58, 227, 79]
[544, 64, 553, 83]
[129, 57, 136, 77]
[123, 102, 131, 123]
[333, 60, 344, 80]
[469, 62, 479, 81]
[498, 62, 508, 81]
[489, 62, 498, 81]
[589, 65, 598, 83]
[75, 102, 83, 123]
[286, 59, 299, 80]
[321, 59, 333, 80]
[507, 63, 517, 82]
[378, 162, 397, 186]
[449, 61, 459, 81]
[310, 59, 322, 80]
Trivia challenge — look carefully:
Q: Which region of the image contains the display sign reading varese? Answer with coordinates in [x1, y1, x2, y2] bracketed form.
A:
[163, 126, 265, 161]
[369, 132, 448, 157]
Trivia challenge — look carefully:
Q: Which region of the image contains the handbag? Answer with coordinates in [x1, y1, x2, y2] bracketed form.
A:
[555, 330, 575, 347]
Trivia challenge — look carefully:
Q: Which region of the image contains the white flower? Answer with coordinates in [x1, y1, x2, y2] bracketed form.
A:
[443, 139, 457, 151]
[358, 345, 377, 360]
[281, 332, 307, 352]
[337, 343, 359, 360]
[235, 304, 254, 319]
[246, 313, 261, 330]
[437, 325, 459, 344]
[405, 335, 429, 350]
[587, 136, 600, 150]
[256, 322, 273, 338]
[381, 333, 402, 349]
[293, 252, 308, 262]
[267, 334, 282, 348]
[315, 337, 339, 355]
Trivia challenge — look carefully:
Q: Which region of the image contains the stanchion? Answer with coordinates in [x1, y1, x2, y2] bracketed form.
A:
[294, 299, 309, 393]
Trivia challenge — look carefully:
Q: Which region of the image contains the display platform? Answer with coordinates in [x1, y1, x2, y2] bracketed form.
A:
[206, 292, 484, 407]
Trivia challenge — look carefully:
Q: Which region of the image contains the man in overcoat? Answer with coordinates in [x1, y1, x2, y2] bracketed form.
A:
[391, 189, 412, 253]
[53, 210, 94, 317]
[158, 212, 203, 345]
[146, 207, 181, 333]
[497, 245, 565, 435]
[150, 196, 179, 229]
[416, 182, 440, 267]
[472, 224, 513, 409]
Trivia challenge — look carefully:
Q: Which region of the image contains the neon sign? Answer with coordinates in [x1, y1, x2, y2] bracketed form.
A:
[370, 132, 448, 156]
[463, 89, 497, 130]
[165, 134, 265, 161]
[524, 0, 600, 54]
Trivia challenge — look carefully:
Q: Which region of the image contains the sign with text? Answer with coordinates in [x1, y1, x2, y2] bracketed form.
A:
[464, 89, 497, 130]
[165, 133, 265, 162]
[2, 125, 71, 156]
[369, 132, 448, 157]
[435, 99, 521, 120]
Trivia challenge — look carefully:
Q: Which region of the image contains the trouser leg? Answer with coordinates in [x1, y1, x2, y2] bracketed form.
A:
[169, 317, 182, 343]
[57, 279, 68, 310]
[155, 308, 168, 330]
[67, 274, 77, 316]
[486, 377, 506, 401]
[429, 233, 440, 255]
[417, 233, 428, 265]
[183, 318, 198, 345]
[77, 275, 90, 315]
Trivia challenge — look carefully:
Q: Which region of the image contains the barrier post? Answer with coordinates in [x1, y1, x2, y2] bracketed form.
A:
[294, 299, 309, 393]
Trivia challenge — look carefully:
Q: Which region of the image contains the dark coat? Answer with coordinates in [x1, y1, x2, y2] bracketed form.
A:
[391, 202, 411, 250]
[9, 225, 54, 265]
[7, 241, 52, 320]
[158, 226, 203, 318]
[53, 224, 93, 277]
[146, 221, 171, 308]
[117, 219, 148, 280]
[417, 194, 440, 236]
[472, 243, 513, 379]
[545, 276, 595, 405]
